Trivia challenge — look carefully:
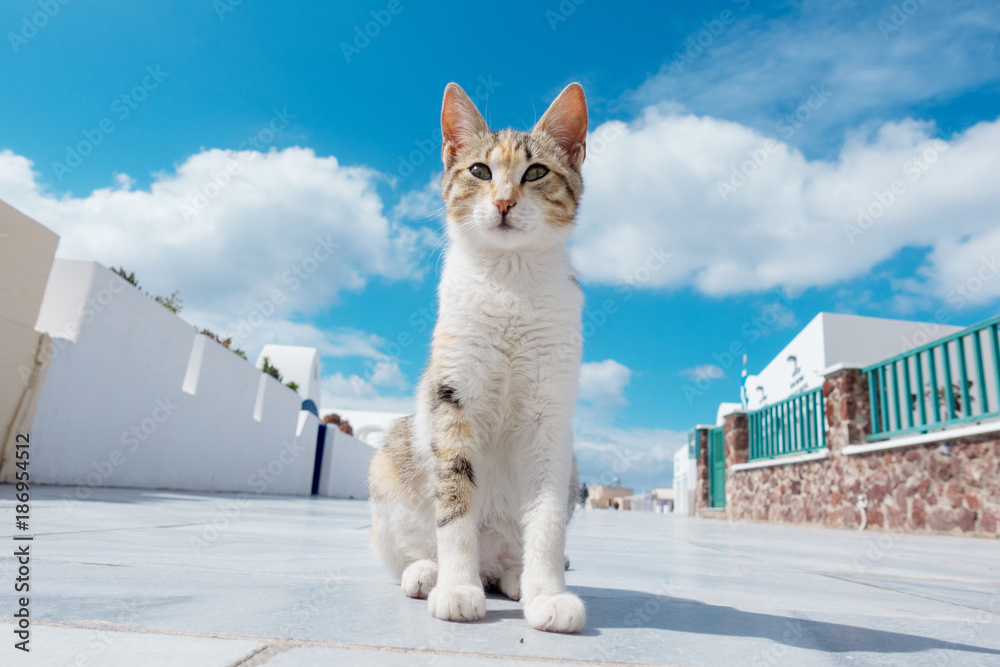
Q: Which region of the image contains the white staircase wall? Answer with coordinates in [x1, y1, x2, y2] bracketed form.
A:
[316, 427, 375, 500]
[22, 259, 319, 495]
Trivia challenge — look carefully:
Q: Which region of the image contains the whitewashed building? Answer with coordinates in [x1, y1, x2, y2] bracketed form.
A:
[744, 312, 964, 410]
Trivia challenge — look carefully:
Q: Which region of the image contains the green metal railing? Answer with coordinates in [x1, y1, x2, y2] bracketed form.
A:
[747, 387, 826, 461]
[708, 426, 726, 507]
[864, 315, 1000, 441]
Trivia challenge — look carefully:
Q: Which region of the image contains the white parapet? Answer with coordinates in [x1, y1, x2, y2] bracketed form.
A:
[316, 427, 375, 500]
[9, 259, 320, 495]
[256, 344, 321, 407]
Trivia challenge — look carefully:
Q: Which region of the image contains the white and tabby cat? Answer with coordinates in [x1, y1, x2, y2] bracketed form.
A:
[368, 82, 588, 633]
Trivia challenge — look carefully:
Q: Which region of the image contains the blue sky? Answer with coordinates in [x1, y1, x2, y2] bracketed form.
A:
[2, 0, 1000, 489]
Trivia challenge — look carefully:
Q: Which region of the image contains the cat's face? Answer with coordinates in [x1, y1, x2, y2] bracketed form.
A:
[440, 83, 587, 252]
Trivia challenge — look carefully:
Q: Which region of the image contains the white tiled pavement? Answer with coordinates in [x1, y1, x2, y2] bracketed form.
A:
[1, 485, 998, 666]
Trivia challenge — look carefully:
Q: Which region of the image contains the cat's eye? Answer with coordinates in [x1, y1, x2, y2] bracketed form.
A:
[469, 163, 492, 180]
[523, 164, 549, 182]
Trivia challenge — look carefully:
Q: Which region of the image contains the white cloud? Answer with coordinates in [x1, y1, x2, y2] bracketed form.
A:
[320, 372, 415, 415]
[573, 359, 686, 488]
[0, 147, 435, 325]
[923, 231, 1000, 307]
[391, 172, 445, 226]
[368, 359, 411, 390]
[578, 359, 632, 408]
[633, 0, 1000, 154]
[680, 365, 725, 382]
[574, 422, 687, 491]
[571, 111, 1000, 302]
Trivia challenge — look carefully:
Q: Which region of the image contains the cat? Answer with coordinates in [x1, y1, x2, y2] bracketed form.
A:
[368, 81, 588, 633]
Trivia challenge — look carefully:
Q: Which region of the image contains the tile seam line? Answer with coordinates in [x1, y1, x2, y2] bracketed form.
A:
[0, 522, 213, 537]
[16, 558, 380, 584]
[227, 643, 290, 667]
[681, 538, 999, 585]
[681, 539, 1000, 613]
[817, 573, 1000, 615]
[0, 620, 686, 667]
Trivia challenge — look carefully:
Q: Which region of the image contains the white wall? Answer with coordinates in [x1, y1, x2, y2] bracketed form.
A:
[257, 344, 321, 406]
[744, 312, 965, 410]
[316, 427, 375, 499]
[0, 199, 59, 329]
[672, 444, 697, 516]
[11, 259, 320, 495]
[0, 200, 58, 480]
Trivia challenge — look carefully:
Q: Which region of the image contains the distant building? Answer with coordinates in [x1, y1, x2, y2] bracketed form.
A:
[586, 485, 633, 510]
[621, 488, 674, 513]
[326, 409, 409, 448]
[744, 312, 963, 410]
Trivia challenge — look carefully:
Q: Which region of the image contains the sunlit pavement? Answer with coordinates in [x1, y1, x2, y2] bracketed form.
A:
[1, 485, 998, 666]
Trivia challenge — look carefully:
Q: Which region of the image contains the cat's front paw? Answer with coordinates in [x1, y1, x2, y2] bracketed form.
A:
[427, 584, 486, 622]
[524, 592, 586, 633]
[499, 565, 521, 601]
[401, 559, 438, 599]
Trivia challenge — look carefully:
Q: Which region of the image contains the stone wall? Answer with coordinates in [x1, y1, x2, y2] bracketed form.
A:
[725, 368, 1000, 538]
[723, 412, 748, 467]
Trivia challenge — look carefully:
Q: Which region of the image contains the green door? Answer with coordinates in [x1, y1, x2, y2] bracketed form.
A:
[709, 427, 726, 508]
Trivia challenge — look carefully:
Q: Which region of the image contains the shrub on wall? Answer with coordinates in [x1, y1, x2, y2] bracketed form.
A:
[199, 328, 247, 359]
[261, 356, 282, 382]
[111, 267, 183, 314]
[109, 268, 306, 392]
[321, 412, 353, 435]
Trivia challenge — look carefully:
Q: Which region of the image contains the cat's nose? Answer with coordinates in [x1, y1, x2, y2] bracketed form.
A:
[495, 199, 516, 216]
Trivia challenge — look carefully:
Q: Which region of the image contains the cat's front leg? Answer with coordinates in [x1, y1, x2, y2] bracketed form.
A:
[425, 388, 485, 622]
[520, 423, 586, 633]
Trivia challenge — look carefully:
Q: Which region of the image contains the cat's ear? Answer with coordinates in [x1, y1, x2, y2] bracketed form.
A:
[441, 83, 489, 168]
[534, 83, 588, 170]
